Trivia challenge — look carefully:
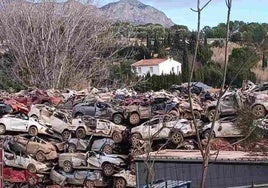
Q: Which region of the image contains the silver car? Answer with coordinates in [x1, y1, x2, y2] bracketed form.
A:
[3, 151, 51, 174]
[58, 151, 127, 176]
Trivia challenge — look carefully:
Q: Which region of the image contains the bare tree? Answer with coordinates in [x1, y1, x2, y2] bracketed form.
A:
[0, 0, 124, 89]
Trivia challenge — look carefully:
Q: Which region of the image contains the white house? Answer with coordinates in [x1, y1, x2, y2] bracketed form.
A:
[131, 58, 182, 76]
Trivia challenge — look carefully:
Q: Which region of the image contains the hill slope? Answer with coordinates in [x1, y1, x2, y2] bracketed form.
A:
[100, 0, 174, 27]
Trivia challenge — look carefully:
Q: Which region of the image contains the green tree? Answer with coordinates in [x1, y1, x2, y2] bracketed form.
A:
[227, 47, 259, 86]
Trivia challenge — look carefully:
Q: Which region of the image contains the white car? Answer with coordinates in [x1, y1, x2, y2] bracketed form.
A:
[0, 113, 52, 136]
[113, 170, 136, 188]
[3, 151, 51, 173]
[131, 115, 202, 146]
[202, 116, 243, 138]
[58, 151, 127, 176]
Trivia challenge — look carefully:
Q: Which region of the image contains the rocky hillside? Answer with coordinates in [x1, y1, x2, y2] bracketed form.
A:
[100, 0, 174, 28]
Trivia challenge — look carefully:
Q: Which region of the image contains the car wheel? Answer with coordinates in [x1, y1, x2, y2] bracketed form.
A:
[112, 131, 123, 143]
[62, 130, 71, 141]
[76, 127, 86, 139]
[27, 163, 37, 173]
[36, 151, 46, 162]
[68, 143, 77, 153]
[131, 133, 142, 147]
[113, 113, 123, 124]
[129, 113, 140, 125]
[207, 109, 218, 122]
[252, 104, 266, 118]
[102, 163, 114, 176]
[27, 175, 37, 185]
[0, 123, 6, 134]
[170, 131, 184, 145]
[84, 180, 95, 188]
[169, 110, 179, 117]
[203, 129, 215, 139]
[114, 177, 127, 188]
[193, 110, 201, 119]
[63, 160, 73, 173]
[102, 144, 113, 154]
[28, 126, 38, 136]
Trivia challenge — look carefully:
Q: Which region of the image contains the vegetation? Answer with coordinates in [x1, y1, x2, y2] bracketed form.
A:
[0, 0, 267, 90]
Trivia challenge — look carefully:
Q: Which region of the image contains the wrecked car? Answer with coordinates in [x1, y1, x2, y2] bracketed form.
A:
[3, 167, 40, 186]
[113, 170, 136, 188]
[0, 113, 52, 136]
[66, 137, 115, 154]
[205, 92, 240, 122]
[0, 103, 13, 117]
[13, 135, 58, 162]
[202, 116, 243, 139]
[50, 168, 108, 187]
[131, 115, 203, 146]
[3, 151, 51, 174]
[58, 151, 127, 176]
[80, 116, 126, 142]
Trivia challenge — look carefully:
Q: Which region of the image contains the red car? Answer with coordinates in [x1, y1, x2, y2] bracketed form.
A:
[3, 167, 39, 185]
[13, 89, 63, 107]
[5, 99, 30, 114]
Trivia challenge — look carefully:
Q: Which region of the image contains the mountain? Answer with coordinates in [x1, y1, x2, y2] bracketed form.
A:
[100, 0, 174, 28]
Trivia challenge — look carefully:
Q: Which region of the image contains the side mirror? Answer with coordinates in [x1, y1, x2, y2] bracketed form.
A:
[218, 125, 222, 132]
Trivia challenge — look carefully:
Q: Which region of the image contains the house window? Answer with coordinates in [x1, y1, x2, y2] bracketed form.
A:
[150, 67, 153, 73]
[172, 67, 174, 72]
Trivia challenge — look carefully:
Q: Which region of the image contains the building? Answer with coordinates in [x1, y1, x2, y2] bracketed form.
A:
[131, 58, 182, 76]
[134, 149, 268, 188]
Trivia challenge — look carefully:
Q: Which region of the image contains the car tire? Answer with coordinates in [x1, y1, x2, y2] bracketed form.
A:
[129, 113, 140, 125]
[170, 131, 184, 145]
[102, 163, 114, 176]
[84, 180, 95, 188]
[36, 150, 46, 162]
[76, 127, 86, 139]
[0, 123, 6, 135]
[27, 163, 37, 174]
[202, 129, 215, 139]
[207, 109, 218, 122]
[131, 133, 142, 148]
[62, 130, 71, 141]
[114, 177, 127, 188]
[28, 126, 38, 136]
[252, 104, 266, 118]
[193, 110, 201, 119]
[113, 113, 123, 124]
[169, 110, 179, 117]
[68, 143, 77, 153]
[63, 160, 73, 173]
[112, 131, 123, 143]
[102, 144, 113, 154]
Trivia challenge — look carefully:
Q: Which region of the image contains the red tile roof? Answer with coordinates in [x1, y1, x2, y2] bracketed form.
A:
[132, 58, 166, 67]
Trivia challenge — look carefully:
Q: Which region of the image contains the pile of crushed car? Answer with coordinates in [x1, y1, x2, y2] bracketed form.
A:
[0, 80, 268, 187]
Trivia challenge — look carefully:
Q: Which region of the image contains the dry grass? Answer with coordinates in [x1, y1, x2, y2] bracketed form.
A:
[210, 42, 268, 82]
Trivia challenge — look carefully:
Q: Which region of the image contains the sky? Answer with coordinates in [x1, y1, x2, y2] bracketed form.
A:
[95, 0, 268, 30]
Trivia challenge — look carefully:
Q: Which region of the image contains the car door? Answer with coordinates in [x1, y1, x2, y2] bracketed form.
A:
[96, 120, 110, 135]
[218, 118, 241, 137]
[95, 102, 109, 118]
[10, 114, 28, 132]
[220, 94, 236, 114]
[148, 118, 161, 139]
[86, 152, 102, 168]
[84, 103, 95, 116]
